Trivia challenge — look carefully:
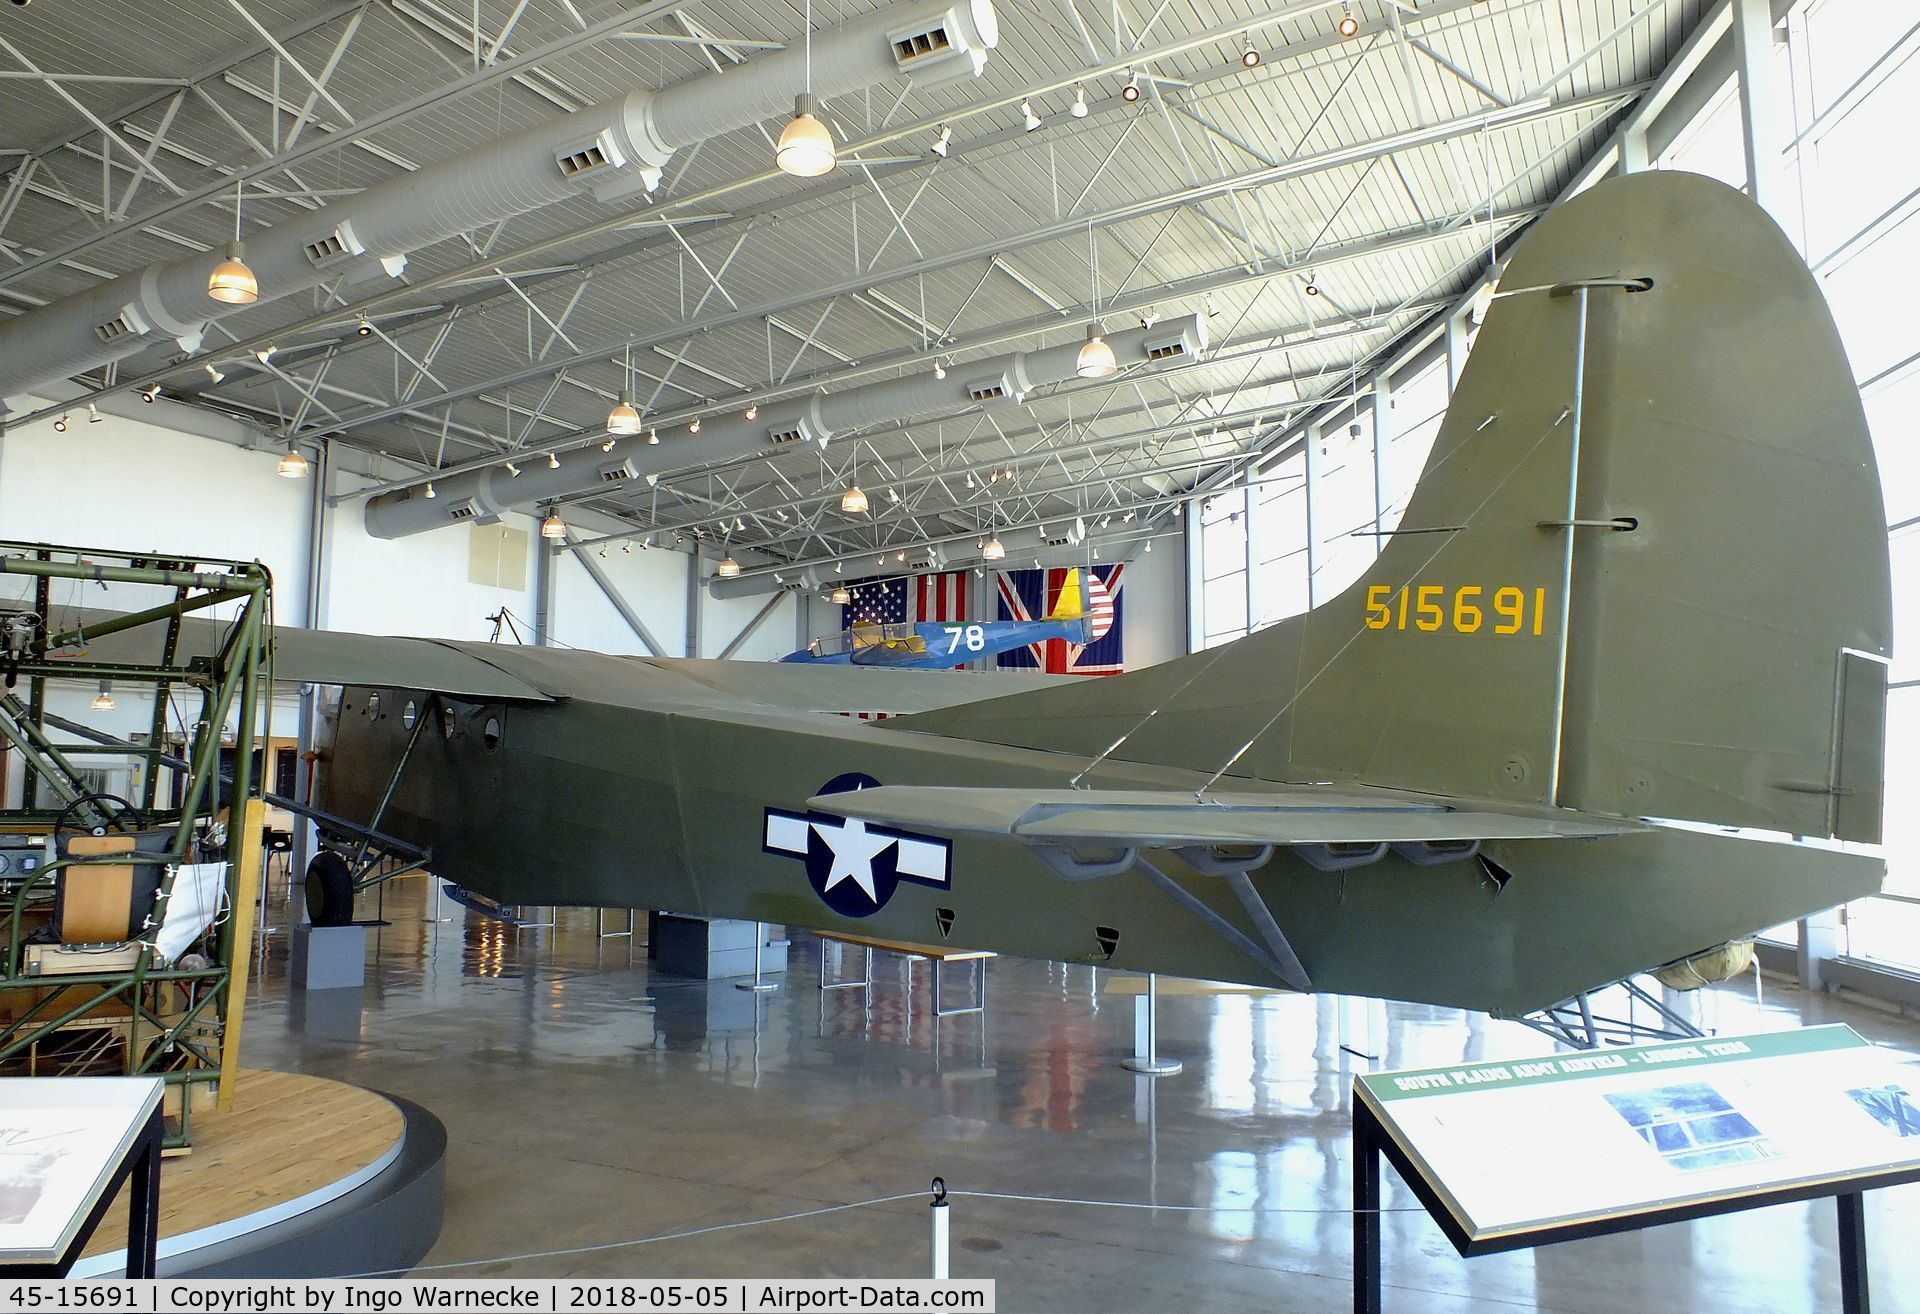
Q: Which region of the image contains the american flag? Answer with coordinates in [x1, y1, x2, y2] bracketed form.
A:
[997, 566, 1126, 675]
[841, 572, 971, 627]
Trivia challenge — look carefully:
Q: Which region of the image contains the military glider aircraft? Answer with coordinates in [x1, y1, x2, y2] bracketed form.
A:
[780, 568, 1111, 668]
[37, 172, 1894, 1023]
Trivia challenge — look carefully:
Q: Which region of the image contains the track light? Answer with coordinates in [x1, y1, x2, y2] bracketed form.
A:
[831, 586, 850, 605]
[548, 451, 560, 469]
[1145, 539, 1153, 552]
[541, 509, 566, 539]
[1139, 309, 1160, 329]
[1304, 274, 1320, 297]
[255, 344, 276, 364]
[356, 316, 373, 337]
[1071, 86, 1089, 118]
[92, 682, 114, 712]
[717, 555, 741, 578]
[277, 446, 308, 479]
[87, 404, 101, 424]
[1076, 324, 1118, 379]
[53, 414, 67, 433]
[745, 404, 758, 420]
[896, 551, 907, 562]
[934, 360, 947, 379]
[1338, 4, 1359, 37]
[139, 384, 159, 404]
[425, 482, 436, 498]
[841, 484, 869, 515]
[931, 124, 952, 157]
[205, 363, 225, 383]
[887, 488, 900, 503]
[1204, 292, 1219, 318]
[1021, 99, 1042, 132]
[982, 536, 1006, 561]
[505, 461, 520, 477]
[689, 416, 701, 434]
[648, 427, 659, 445]
[602, 437, 617, 452]
[1242, 41, 1261, 67]
[1121, 71, 1141, 102]
[207, 241, 258, 305]
[607, 396, 642, 435]
[776, 93, 835, 177]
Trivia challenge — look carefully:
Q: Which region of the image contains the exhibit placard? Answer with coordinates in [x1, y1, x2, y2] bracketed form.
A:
[0, 1077, 164, 1264]
[1354, 1024, 1920, 1244]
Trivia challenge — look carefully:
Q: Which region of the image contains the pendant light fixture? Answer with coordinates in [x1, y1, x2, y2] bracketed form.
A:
[841, 484, 869, 515]
[541, 507, 566, 539]
[830, 586, 851, 605]
[981, 535, 1006, 561]
[717, 553, 741, 578]
[92, 681, 115, 712]
[277, 445, 309, 478]
[207, 180, 259, 305]
[607, 345, 642, 435]
[1076, 222, 1118, 379]
[776, 0, 835, 177]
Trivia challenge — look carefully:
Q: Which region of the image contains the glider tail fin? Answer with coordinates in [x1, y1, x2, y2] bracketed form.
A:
[894, 172, 1891, 844]
[1046, 568, 1086, 621]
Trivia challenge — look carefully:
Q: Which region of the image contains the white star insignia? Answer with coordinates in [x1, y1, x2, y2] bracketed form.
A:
[814, 817, 895, 902]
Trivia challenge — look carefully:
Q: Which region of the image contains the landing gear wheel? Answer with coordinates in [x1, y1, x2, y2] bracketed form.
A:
[304, 851, 355, 927]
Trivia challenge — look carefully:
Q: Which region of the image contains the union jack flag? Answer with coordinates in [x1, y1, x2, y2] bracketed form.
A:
[996, 566, 1126, 675]
[840, 571, 971, 627]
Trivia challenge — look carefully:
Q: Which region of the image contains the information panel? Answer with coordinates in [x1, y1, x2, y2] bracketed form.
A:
[1354, 1024, 1920, 1244]
[0, 1077, 163, 1264]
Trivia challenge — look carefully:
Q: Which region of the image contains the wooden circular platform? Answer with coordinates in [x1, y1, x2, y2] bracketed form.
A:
[70, 1069, 442, 1278]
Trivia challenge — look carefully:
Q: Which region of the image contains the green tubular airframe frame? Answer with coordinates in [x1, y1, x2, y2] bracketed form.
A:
[0, 539, 273, 1146]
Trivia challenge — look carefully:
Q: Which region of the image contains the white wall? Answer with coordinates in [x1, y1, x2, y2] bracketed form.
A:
[1121, 535, 1187, 669]
[323, 494, 538, 642]
[699, 580, 798, 662]
[551, 541, 688, 655]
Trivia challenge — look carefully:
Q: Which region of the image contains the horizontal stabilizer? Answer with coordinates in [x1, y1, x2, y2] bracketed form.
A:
[804, 785, 1645, 848]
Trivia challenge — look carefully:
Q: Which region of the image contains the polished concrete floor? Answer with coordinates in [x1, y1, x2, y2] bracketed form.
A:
[240, 873, 1920, 1311]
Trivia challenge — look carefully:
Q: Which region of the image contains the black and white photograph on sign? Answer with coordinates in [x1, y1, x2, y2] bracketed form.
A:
[0, 1116, 99, 1235]
[1846, 1084, 1920, 1138]
[0, 1127, 64, 1225]
[1603, 1083, 1780, 1173]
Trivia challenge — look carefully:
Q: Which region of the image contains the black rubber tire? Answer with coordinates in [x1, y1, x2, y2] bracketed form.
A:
[305, 851, 355, 927]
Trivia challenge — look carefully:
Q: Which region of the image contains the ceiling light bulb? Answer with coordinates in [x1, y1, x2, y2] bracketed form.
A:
[648, 427, 659, 445]
[1242, 42, 1261, 68]
[1172, 503, 1183, 517]
[607, 396, 642, 435]
[1021, 99, 1042, 132]
[505, 461, 520, 477]
[207, 241, 259, 304]
[717, 555, 741, 578]
[887, 488, 900, 503]
[547, 451, 560, 469]
[1304, 275, 1320, 297]
[965, 473, 976, 488]
[541, 510, 566, 539]
[745, 403, 759, 420]
[1145, 539, 1153, 552]
[982, 536, 1006, 561]
[776, 93, 836, 177]
[92, 682, 115, 712]
[53, 414, 67, 433]
[689, 416, 701, 434]
[934, 360, 947, 379]
[206, 363, 226, 384]
[140, 384, 159, 403]
[1071, 86, 1089, 118]
[425, 482, 437, 499]
[356, 316, 373, 337]
[255, 344, 276, 363]
[1338, 5, 1359, 37]
[831, 586, 850, 605]
[1076, 324, 1118, 378]
[602, 437, 617, 452]
[896, 551, 907, 562]
[277, 446, 308, 479]
[1122, 72, 1141, 102]
[931, 124, 952, 157]
[87, 404, 101, 424]
[841, 484, 869, 515]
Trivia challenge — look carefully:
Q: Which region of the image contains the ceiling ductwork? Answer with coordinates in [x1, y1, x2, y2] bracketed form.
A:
[0, 1, 1000, 415]
[363, 313, 1206, 539]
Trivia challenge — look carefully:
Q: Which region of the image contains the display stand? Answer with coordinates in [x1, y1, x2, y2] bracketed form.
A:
[1349, 1025, 1920, 1314]
[0, 1077, 164, 1278]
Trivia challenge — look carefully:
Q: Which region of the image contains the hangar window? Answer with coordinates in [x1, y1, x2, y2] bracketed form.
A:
[401, 700, 416, 730]
[482, 717, 501, 751]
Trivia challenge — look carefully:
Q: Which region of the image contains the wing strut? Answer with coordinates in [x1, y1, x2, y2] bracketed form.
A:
[1132, 853, 1312, 993]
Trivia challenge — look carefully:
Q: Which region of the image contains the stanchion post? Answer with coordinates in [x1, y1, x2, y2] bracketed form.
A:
[738, 920, 780, 992]
[1121, 973, 1182, 1075]
[930, 1177, 950, 1280]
